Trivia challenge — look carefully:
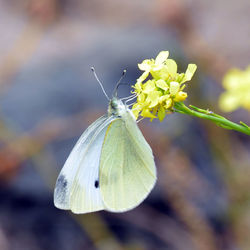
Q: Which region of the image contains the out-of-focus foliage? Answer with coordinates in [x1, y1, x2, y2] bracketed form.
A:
[0, 1, 250, 250]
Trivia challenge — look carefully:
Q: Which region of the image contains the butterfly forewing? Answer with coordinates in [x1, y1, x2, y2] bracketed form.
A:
[99, 111, 156, 212]
[70, 125, 107, 213]
[54, 115, 116, 213]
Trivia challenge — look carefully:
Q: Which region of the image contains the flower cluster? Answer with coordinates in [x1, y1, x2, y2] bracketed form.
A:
[132, 51, 197, 121]
[219, 66, 250, 112]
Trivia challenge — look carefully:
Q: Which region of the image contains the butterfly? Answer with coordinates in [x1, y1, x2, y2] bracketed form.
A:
[54, 69, 157, 214]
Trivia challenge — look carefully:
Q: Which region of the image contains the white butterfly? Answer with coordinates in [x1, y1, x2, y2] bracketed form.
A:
[54, 69, 157, 214]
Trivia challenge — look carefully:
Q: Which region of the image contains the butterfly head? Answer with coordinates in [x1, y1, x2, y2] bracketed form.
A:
[108, 97, 127, 117]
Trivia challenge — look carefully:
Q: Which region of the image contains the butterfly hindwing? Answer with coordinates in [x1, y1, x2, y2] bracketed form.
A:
[99, 111, 157, 212]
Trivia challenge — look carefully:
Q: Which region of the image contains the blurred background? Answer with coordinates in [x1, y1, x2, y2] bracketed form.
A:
[0, 0, 250, 249]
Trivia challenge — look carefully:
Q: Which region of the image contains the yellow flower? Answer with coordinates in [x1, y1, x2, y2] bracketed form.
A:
[132, 51, 197, 121]
[219, 66, 250, 112]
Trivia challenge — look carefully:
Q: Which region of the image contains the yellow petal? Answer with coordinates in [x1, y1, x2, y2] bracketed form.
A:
[137, 93, 146, 103]
[134, 82, 143, 93]
[183, 64, 197, 82]
[141, 109, 157, 119]
[137, 71, 149, 83]
[132, 103, 142, 119]
[151, 67, 170, 81]
[147, 91, 161, 108]
[164, 98, 173, 109]
[157, 106, 166, 121]
[155, 51, 169, 65]
[138, 59, 153, 71]
[152, 64, 164, 71]
[165, 59, 177, 77]
[159, 94, 170, 103]
[170, 81, 180, 95]
[143, 80, 156, 94]
[156, 79, 169, 91]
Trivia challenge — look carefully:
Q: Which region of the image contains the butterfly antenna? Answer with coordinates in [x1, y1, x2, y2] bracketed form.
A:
[91, 67, 110, 101]
[113, 69, 127, 97]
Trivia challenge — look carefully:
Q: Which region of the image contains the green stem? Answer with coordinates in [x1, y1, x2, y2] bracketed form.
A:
[174, 102, 250, 136]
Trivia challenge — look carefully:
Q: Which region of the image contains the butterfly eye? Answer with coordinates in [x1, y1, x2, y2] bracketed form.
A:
[110, 99, 118, 109]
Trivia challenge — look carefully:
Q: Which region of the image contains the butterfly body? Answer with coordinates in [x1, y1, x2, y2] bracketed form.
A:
[54, 97, 156, 214]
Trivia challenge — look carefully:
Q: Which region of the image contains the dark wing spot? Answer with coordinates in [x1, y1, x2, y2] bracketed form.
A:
[57, 175, 67, 188]
[95, 180, 99, 188]
[54, 175, 68, 205]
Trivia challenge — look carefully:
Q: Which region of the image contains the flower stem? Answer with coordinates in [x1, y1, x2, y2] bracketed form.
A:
[174, 102, 250, 136]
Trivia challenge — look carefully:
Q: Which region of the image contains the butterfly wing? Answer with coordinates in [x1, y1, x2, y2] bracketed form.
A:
[54, 115, 115, 214]
[99, 111, 157, 212]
